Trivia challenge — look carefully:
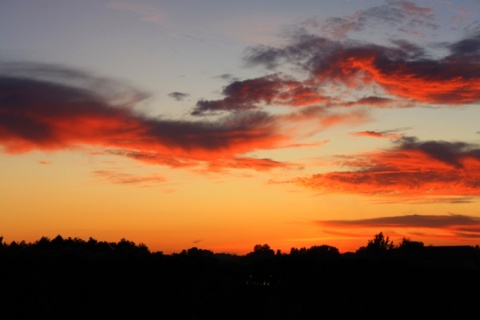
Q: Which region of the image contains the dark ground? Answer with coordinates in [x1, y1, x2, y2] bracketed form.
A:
[1, 236, 479, 319]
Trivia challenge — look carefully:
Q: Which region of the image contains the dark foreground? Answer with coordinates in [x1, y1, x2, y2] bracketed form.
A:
[1, 235, 479, 319]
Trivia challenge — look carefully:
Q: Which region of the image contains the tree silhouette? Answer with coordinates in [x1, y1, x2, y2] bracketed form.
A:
[397, 237, 424, 251]
[247, 244, 275, 259]
[368, 232, 394, 250]
[357, 232, 395, 256]
[308, 245, 340, 258]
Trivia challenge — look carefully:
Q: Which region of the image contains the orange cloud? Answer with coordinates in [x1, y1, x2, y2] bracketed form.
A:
[0, 66, 288, 159]
[2, 63, 343, 173]
[294, 137, 480, 199]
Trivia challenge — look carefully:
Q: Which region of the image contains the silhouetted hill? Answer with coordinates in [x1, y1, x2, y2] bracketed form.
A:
[0, 235, 479, 319]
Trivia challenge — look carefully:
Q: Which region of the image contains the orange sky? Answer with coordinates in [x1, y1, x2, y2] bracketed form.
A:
[1, 0, 480, 254]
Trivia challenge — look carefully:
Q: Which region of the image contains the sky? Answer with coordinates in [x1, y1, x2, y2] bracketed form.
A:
[1, 0, 480, 254]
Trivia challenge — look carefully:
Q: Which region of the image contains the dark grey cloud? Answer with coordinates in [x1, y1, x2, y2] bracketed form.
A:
[0, 62, 285, 166]
[448, 31, 480, 57]
[343, 96, 398, 107]
[245, 31, 480, 104]
[168, 91, 190, 101]
[397, 136, 480, 169]
[192, 74, 327, 116]
[216, 73, 239, 82]
[316, 214, 480, 229]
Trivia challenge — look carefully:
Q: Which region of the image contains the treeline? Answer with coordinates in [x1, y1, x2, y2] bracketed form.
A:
[2, 232, 478, 263]
[1, 233, 480, 319]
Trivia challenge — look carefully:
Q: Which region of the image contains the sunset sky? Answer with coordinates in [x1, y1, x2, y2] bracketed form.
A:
[2, 0, 480, 254]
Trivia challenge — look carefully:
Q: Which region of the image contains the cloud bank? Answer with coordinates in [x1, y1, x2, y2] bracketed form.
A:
[246, 31, 480, 104]
[294, 136, 480, 199]
[316, 214, 480, 240]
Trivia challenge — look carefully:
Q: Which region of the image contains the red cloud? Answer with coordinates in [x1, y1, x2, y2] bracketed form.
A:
[0, 70, 286, 155]
[1, 63, 340, 173]
[294, 137, 480, 199]
[329, 48, 480, 103]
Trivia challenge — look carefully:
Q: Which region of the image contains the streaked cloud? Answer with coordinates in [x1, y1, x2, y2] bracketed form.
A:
[92, 169, 166, 187]
[107, 2, 165, 24]
[320, 0, 437, 38]
[316, 214, 480, 240]
[317, 214, 480, 229]
[349, 129, 404, 140]
[206, 157, 291, 172]
[293, 136, 480, 199]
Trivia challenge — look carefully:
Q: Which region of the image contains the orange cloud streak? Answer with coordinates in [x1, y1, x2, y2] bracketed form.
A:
[92, 169, 166, 187]
[294, 137, 480, 199]
[350, 130, 403, 140]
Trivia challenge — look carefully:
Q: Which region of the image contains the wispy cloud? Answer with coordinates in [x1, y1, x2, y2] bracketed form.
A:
[92, 169, 166, 187]
[107, 2, 165, 24]
[320, 0, 437, 38]
[206, 157, 291, 172]
[349, 129, 405, 140]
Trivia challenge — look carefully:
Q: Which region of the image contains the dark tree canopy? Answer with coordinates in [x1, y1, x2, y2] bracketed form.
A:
[0, 233, 479, 319]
